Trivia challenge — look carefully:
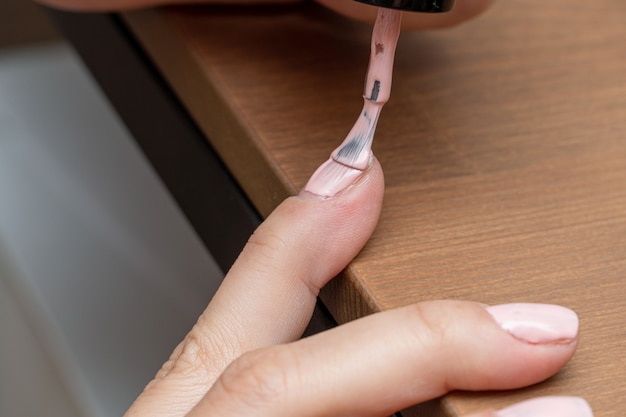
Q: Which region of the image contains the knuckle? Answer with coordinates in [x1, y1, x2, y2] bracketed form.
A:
[178, 325, 214, 372]
[215, 345, 300, 409]
[244, 228, 291, 272]
[403, 302, 455, 349]
[172, 322, 241, 382]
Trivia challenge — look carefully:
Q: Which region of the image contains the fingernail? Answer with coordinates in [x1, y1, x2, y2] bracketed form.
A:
[486, 303, 579, 344]
[302, 157, 368, 198]
[495, 396, 593, 417]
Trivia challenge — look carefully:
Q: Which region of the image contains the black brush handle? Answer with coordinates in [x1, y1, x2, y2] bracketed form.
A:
[353, 0, 455, 12]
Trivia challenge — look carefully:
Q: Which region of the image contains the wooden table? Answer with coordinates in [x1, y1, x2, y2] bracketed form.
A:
[58, 1, 626, 415]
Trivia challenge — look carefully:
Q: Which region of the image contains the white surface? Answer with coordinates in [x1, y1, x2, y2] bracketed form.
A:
[0, 42, 224, 416]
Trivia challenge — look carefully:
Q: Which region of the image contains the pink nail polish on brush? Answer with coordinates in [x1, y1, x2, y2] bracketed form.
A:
[495, 396, 593, 417]
[305, 7, 402, 197]
[330, 7, 401, 171]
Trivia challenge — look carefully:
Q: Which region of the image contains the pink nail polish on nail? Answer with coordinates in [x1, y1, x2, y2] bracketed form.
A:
[495, 396, 593, 417]
[486, 303, 579, 344]
[303, 158, 365, 198]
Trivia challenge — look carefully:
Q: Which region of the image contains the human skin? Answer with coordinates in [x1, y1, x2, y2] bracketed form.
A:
[122, 154, 586, 416]
[35, 1, 591, 415]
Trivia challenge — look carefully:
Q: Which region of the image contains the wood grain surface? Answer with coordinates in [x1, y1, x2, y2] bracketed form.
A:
[123, 1, 626, 415]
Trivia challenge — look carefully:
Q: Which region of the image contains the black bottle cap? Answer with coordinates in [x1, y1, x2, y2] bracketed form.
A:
[353, 0, 455, 12]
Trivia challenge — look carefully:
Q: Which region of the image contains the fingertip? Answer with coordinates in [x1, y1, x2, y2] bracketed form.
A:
[403, 300, 578, 393]
[293, 155, 384, 279]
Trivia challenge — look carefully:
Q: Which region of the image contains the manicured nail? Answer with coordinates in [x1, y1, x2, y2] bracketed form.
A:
[486, 303, 578, 344]
[303, 157, 368, 198]
[495, 396, 593, 417]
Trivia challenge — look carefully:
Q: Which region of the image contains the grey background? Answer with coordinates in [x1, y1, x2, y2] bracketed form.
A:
[0, 2, 224, 416]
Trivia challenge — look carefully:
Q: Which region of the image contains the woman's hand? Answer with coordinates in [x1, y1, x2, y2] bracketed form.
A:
[125, 154, 591, 416]
[38, 0, 495, 29]
[39, 1, 590, 414]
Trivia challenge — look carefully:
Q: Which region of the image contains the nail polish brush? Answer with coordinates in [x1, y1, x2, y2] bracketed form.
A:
[332, 0, 456, 170]
[305, 1, 455, 197]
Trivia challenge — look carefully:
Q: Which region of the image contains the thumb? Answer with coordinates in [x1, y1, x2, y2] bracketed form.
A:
[126, 156, 384, 416]
[208, 156, 385, 350]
